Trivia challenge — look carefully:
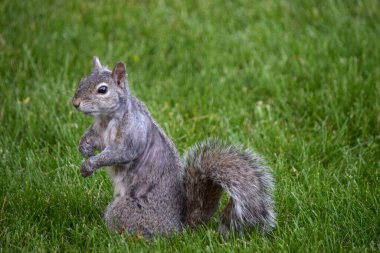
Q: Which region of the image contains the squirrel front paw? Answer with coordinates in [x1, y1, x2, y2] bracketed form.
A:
[79, 139, 95, 158]
[80, 159, 94, 177]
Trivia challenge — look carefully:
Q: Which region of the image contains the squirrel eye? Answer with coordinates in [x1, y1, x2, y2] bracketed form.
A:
[97, 85, 108, 94]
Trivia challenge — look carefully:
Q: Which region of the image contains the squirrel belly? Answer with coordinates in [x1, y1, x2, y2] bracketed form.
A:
[73, 57, 276, 238]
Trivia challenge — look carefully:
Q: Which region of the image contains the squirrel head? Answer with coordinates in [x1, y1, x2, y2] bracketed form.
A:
[72, 57, 128, 116]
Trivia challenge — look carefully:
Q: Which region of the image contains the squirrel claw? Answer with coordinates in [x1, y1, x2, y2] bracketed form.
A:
[79, 145, 95, 158]
[80, 160, 94, 177]
[79, 138, 95, 158]
[81, 168, 93, 177]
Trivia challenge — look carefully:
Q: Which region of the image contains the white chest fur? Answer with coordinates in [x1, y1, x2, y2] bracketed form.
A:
[110, 171, 126, 198]
[94, 118, 118, 148]
[94, 118, 126, 197]
[103, 119, 118, 147]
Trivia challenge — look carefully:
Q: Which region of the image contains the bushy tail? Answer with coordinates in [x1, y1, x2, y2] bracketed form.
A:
[182, 138, 275, 236]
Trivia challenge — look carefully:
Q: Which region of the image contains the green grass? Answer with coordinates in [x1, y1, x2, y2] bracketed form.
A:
[1, 0, 379, 252]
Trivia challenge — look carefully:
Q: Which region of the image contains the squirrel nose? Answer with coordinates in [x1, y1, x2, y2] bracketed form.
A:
[73, 98, 81, 108]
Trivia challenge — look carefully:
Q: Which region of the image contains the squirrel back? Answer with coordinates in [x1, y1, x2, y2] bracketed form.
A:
[73, 57, 276, 238]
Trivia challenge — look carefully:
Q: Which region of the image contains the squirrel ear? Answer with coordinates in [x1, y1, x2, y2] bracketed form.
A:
[92, 56, 102, 71]
[112, 62, 127, 87]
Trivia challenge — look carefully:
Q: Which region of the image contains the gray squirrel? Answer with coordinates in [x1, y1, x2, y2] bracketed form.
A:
[72, 57, 275, 238]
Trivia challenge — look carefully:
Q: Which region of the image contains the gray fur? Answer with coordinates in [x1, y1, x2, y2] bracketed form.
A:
[72, 57, 276, 238]
[182, 138, 276, 236]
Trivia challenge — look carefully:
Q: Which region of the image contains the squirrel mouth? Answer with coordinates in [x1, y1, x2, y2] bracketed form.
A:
[77, 108, 95, 115]
[81, 110, 101, 116]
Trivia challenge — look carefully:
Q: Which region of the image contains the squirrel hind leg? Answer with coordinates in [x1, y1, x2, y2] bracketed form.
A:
[104, 197, 182, 238]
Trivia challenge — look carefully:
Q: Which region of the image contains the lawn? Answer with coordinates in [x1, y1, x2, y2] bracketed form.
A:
[0, 0, 379, 252]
